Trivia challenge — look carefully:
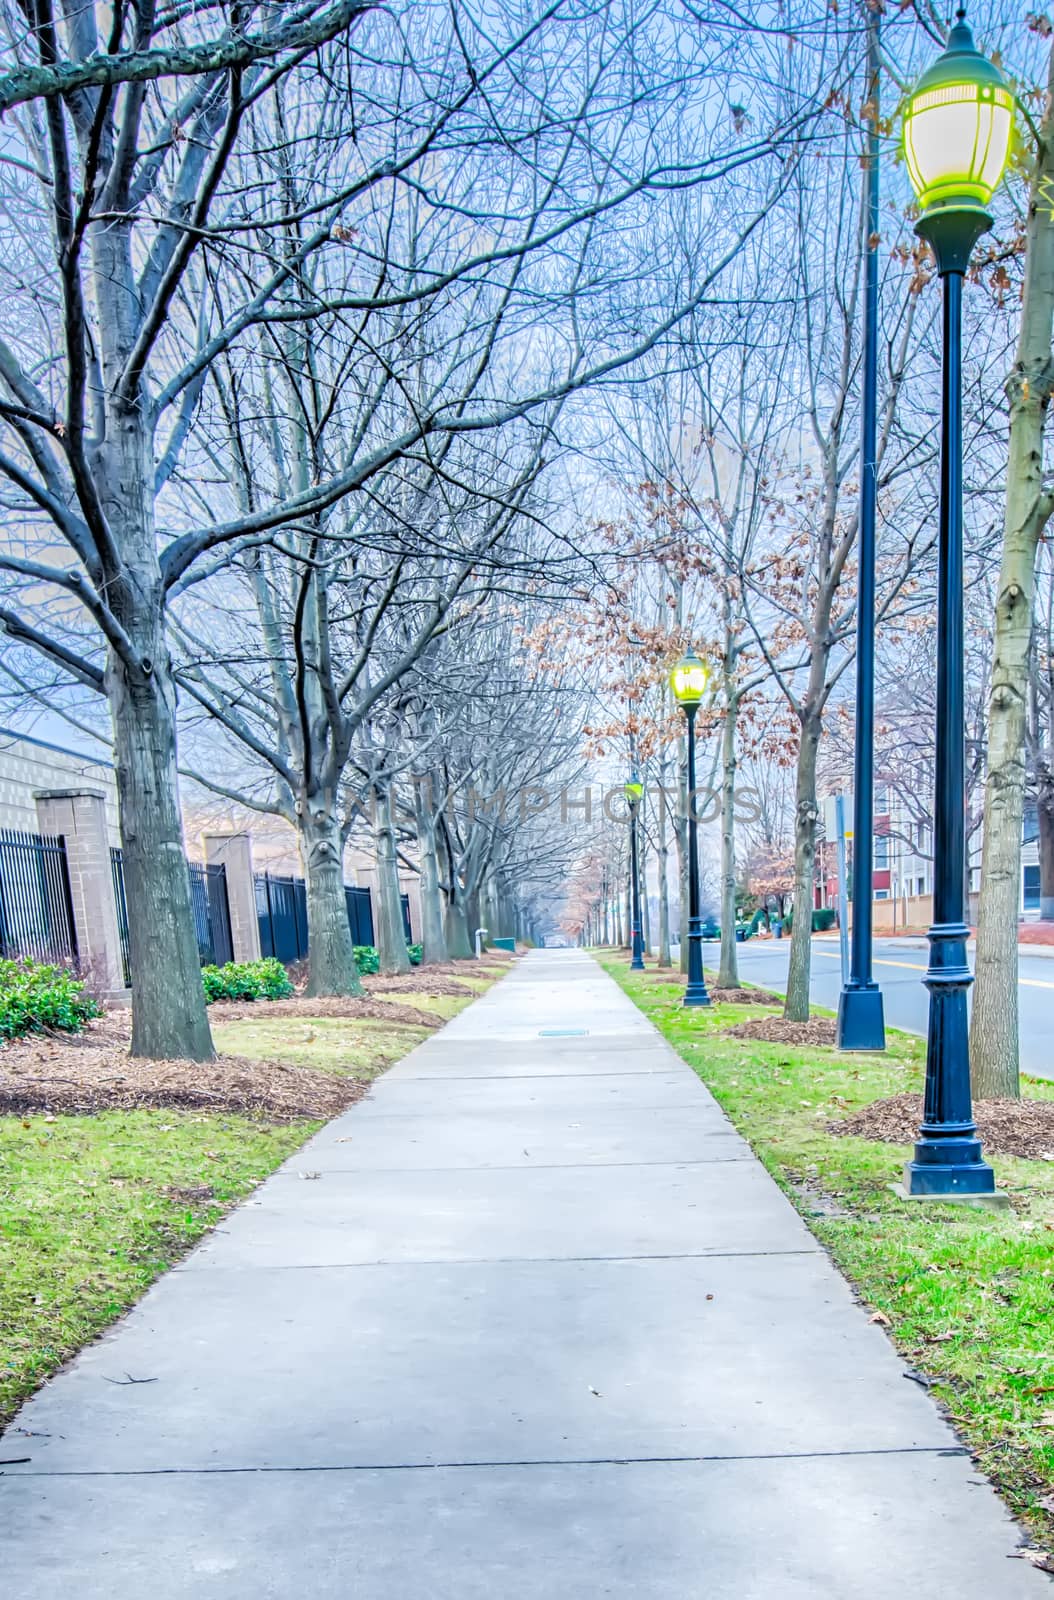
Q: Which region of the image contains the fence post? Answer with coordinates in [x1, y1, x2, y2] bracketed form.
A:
[34, 789, 126, 993]
[204, 833, 262, 962]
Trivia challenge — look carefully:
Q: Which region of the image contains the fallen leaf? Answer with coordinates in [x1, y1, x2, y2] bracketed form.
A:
[1012, 1550, 1054, 1573]
[869, 1311, 892, 1327]
[299, 1171, 321, 1180]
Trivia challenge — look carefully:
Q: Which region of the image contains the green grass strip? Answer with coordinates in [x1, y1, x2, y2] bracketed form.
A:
[598, 951, 1054, 1547]
[0, 1110, 313, 1427]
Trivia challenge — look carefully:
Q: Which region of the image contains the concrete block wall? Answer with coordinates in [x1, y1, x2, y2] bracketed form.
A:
[0, 728, 119, 841]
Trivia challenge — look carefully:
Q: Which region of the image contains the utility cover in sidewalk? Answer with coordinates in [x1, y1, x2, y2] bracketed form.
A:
[538, 1028, 588, 1036]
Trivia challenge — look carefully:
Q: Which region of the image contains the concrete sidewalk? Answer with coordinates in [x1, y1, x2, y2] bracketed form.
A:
[1, 950, 1047, 1596]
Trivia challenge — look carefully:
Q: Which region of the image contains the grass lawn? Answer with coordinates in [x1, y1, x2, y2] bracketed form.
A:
[0, 974, 492, 1433]
[598, 950, 1054, 1548]
[211, 987, 481, 1075]
[0, 1110, 310, 1428]
[211, 1014, 431, 1079]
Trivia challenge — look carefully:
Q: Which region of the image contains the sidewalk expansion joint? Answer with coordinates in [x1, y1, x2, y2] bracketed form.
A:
[388, 1070, 696, 1081]
[344, 1104, 715, 1120]
[270, 1155, 751, 1176]
[176, 1247, 824, 1272]
[3, 1446, 969, 1481]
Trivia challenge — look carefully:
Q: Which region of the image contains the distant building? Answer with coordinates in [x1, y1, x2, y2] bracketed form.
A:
[815, 785, 1037, 926]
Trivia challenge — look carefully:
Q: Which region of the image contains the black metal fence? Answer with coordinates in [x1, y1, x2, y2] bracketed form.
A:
[346, 884, 375, 947]
[255, 872, 310, 963]
[256, 875, 401, 961]
[109, 851, 234, 974]
[110, 846, 130, 985]
[188, 862, 234, 967]
[0, 828, 77, 965]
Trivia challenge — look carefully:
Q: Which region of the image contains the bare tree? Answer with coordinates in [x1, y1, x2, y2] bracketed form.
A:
[0, 0, 821, 1053]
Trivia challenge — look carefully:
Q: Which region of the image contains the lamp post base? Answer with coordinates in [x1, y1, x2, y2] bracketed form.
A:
[890, 1177, 1008, 1210]
[836, 983, 885, 1051]
[683, 981, 711, 1008]
[903, 1136, 998, 1200]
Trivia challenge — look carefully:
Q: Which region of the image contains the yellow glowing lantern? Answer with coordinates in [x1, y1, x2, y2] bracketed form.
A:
[902, 10, 1012, 218]
[669, 648, 710, 707]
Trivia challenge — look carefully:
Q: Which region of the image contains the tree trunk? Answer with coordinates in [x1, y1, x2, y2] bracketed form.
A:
[373, 784, 411, 975]
[672, 805, 689, 973]
[465, 888, 483, 947]
[97, 299, 214, 1060]
[718, 690, 740, 989]
[414, 805, 449, 965]
[971, 48, 1054, 1097]
[639, 826, 651, 955]
[656, 772, 671, 967]
[445, 897, 473, 959]
[482, 877, 501, 943]
[300, 809, 362, 998]
[784, 712, 821, 1022]
[109, 656, 215, 1061]
[1039, 779, 1054, 921]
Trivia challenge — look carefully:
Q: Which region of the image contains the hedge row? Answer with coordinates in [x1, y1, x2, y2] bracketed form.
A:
[202, 945, 423, 999]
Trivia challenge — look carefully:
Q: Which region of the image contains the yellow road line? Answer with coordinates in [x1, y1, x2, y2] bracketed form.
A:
[815, 950, 1054, 991]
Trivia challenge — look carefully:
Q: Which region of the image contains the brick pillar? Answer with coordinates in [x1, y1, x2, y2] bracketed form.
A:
[204, 833, 261, 962]
[34, 789, 126, 994]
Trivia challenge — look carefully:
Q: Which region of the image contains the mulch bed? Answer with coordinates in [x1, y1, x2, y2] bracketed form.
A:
[724, 1016, 837, 1046]
[209, 995, 440, 1029]
[0, 1016, 365, 1122]
[363, 974, 475, 998]
[709, 986, 781, 1006]
[831, 1092, 1054, 1160]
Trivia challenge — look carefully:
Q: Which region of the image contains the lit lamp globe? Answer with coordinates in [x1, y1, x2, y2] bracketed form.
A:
[902, 8, 1012, 271]
[669, 648, 710, 708]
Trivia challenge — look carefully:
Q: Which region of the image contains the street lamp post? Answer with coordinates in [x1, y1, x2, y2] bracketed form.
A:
[625, 773, 645, 970]
[670, 648, 712, 1007]
[838, 1, 886, 1052]
[899, 10, 1011, 1201]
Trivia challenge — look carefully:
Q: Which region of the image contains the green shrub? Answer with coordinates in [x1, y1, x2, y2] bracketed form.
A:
[201, 957, 293, 1004]
[0, 959, 100, 1040]
[354, 944, 421, 972]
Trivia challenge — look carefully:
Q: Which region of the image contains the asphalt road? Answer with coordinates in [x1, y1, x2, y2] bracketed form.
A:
[696, 937, 1054, 1081]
